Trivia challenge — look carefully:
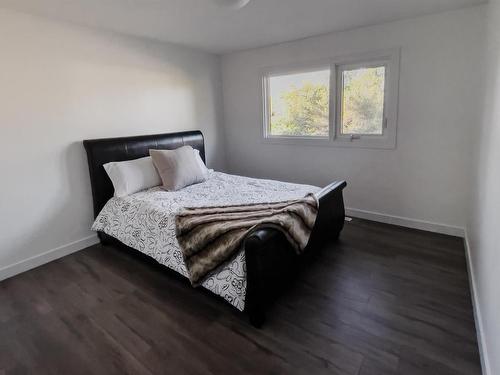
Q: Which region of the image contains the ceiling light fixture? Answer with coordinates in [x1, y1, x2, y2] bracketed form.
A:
[212, 0, 251, 9]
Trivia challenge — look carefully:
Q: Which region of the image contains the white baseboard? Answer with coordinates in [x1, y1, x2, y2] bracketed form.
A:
[0, 234, 100, 282]
[346, 207, 465, 237]
[464, 233, 491, 375]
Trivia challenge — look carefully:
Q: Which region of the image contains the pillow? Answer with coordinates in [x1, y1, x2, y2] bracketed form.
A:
[150, 146, 208, 191]
[194, 149, 209, 175]
[103, 156, 161, 197]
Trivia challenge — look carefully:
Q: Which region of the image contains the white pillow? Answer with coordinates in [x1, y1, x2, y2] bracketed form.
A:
[193, 149, 209, 176]
[103, 156, 162, 197]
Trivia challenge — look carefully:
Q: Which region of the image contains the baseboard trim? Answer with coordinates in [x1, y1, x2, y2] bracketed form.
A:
[0, 234, 100, 282]
[464, 233, 491, 375]
[346, 207, 465, 237]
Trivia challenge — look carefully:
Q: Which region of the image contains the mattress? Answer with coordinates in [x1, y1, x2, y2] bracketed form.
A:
[92, 171, 319, 310]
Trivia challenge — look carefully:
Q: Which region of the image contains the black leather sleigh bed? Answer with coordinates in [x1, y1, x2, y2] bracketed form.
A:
[83, 130, 346, 327]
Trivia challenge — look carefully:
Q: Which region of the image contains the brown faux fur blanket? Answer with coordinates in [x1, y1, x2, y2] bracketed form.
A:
[175, 194, 319, 285]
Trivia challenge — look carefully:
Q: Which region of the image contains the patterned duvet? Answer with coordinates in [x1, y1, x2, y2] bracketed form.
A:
[92, 171, 319, 311]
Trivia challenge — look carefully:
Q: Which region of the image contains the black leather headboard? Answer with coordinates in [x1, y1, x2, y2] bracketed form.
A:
[83, 130, 205, 218]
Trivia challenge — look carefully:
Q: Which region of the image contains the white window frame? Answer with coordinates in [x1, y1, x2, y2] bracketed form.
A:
[261, 48, 400, 149]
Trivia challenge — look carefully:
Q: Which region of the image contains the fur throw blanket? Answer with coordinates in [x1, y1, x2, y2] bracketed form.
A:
[176, 194, 319, 285]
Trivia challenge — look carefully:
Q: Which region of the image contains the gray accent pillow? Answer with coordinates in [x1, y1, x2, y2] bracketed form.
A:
[150, 146, 208, 191]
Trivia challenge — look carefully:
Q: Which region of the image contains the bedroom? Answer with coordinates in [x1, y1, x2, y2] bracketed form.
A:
[0, 0, 498, 374]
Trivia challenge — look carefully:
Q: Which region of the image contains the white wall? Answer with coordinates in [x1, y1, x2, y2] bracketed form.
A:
[466, 0, 500, 374]
[221, 6, 485, 235]
[0, 8, 225, 278]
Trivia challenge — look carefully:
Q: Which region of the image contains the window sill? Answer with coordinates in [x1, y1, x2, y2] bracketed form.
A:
[261, 136, 396, 150]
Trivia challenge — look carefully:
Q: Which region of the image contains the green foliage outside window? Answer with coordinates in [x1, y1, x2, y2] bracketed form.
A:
[270, 82, 329, 137]
[269, 66, 385, 137]
[341, 66, 385, 135]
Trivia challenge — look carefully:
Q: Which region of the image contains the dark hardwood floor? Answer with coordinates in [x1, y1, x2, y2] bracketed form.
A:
[0, 219, 481, 375]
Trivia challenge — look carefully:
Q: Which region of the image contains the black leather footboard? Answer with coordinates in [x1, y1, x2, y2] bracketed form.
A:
[244, 180, 347, 327]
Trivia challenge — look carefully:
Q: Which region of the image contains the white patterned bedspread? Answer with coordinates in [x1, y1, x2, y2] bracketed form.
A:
[92, 171, 319, 311]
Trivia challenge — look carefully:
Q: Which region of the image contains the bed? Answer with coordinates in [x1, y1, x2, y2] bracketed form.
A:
[83, 130, 346, 327]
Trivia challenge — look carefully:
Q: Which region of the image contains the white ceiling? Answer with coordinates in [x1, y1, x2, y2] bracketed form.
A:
[0, 0, 485, 54]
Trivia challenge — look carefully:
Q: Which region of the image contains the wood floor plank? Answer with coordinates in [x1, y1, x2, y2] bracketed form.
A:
[0, 218, 481, 375]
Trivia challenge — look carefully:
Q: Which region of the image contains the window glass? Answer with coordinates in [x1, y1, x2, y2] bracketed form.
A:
[268, 69, 330, 137]
[340, 66, 386, 135]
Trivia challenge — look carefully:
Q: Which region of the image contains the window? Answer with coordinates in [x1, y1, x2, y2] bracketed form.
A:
[262, 49, 400, 149]
[267, 68, 330, 138]
[338, 64, 386, 136]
